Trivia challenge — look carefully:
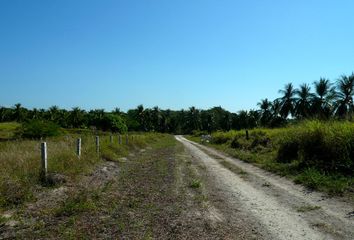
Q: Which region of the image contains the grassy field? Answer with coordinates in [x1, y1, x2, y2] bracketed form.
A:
[188, 120, 354, 195]
[0, 122, 162, 209]
[0, 122, 21, 140]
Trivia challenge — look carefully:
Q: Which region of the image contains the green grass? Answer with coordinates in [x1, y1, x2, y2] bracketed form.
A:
[296, 205, 321, 213]
[189, 179, 202, 189]
[187, 120, 354, 195]
[0, 122, 21, 140]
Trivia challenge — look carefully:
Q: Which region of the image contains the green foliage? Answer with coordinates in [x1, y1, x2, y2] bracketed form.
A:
[0, 122, 21, 140]
[279, 120, 354, 174]
[294, 168, 350, 195]
[101, 114, 127, 133]
[189, 179, 201, 189]
[199, 120, 354, 194]
[20, 120, 61, 139]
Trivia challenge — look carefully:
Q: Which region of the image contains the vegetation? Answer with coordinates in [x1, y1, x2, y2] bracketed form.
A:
[0, 131, 161, 208]
[1, 71, 354, 200]
[190, 120, 354, 195]
[20, 120, 61, 139]
[1, 73, 354, 135]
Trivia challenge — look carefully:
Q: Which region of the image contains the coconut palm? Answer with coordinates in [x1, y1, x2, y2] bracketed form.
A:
[335, 73, 354, 118]
[13, 103, 25, 122]
[278, 83, 296, 118]
[294, 83, 314, 119]
[69, 107, 86, 128]
[257, 98, 272, 126]
[188, 106, 201, 132]
[312, 78, 337, 119]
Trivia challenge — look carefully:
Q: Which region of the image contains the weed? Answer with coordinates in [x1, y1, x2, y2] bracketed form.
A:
[297, 205, 321, 212]
[190, 179, 202, 189]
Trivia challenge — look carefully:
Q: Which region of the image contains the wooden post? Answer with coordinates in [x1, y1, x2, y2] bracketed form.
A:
[76, 138, 81, 157]
[41, 142, 48, 180]
[118, 134, 121, 145]
[246, 130, 249, 140]
[125, 134, 129, 145]
[96, 136, 100, 154]
[110, 135, 113, 144]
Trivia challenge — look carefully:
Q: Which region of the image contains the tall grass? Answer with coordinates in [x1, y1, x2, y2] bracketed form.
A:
[198, 120, 354, 194]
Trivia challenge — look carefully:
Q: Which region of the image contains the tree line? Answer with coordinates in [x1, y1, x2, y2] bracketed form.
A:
[1, 73, 353, 134]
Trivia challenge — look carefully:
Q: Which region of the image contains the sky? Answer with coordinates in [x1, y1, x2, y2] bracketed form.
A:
[1, 0, 354, 112]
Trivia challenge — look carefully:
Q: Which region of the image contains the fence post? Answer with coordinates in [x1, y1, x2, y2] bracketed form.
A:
[76, 138, 81, 157]
[126, 134, 129, 145]
[110, 135, 113, 144]
[96, 136, 100, 154]
[118, 134, 121, 145]
[41, 142, 48, 181]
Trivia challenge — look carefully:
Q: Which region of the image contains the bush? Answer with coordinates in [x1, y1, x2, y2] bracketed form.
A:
[250, 131, 271, 148]
[230, 137, 241, 148]
[212, 131, 233, 144]
[20, 120, 61, 139]
[101, 114, 127, 133]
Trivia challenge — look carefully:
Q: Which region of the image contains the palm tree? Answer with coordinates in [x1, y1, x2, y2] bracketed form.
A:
[151, 106, 162, 131]
[271, 99, 282, 118]
[294, 83, 314, 119]
[69, 107, 86, 128]
[312, 78, 337, 119]
[335, 73, 354, 118]
[257, 99, 272, 126]
[13, 103, 26, 122]
[278, 83, 296, 118]
[188, 106, 201, 132]
[48, 105, 60, 122]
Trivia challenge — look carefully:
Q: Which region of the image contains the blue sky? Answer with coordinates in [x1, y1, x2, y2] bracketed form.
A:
[1, 0, 354, 112]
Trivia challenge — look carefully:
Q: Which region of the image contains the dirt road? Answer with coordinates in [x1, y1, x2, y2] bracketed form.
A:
[176, 135, 354, 240]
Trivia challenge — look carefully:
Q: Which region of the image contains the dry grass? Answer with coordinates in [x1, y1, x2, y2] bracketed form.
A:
[0, 132, 161, 208]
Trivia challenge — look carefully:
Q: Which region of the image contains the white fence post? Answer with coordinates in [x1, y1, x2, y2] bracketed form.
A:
[96, 136, 100, 154]
[41, 142, 47, 180]
[76, 138, 81, 157]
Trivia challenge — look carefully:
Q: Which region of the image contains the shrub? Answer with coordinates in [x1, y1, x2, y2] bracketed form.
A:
[250, 131, 271, 148]
[191, 130, 208, 137]
[277, 134, 299, 163]
[20, 120, 61, 139]
[230, 137, 241, 149]
[101, 114, 128, 133]
[212, 131, 232, 144]
[277, 120, 354, 174]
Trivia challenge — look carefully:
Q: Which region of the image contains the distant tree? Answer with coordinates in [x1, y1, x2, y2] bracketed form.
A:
[294, 83, 314, 119]
[13, 103, 26, 122]
[335, 73, 354, 118]
[278, 83, 296, 118]
[258, 99, 273, 126]
[312, 78, 337, 119]
[68, 107, 86, 128]
[101, 114, 127, 133]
